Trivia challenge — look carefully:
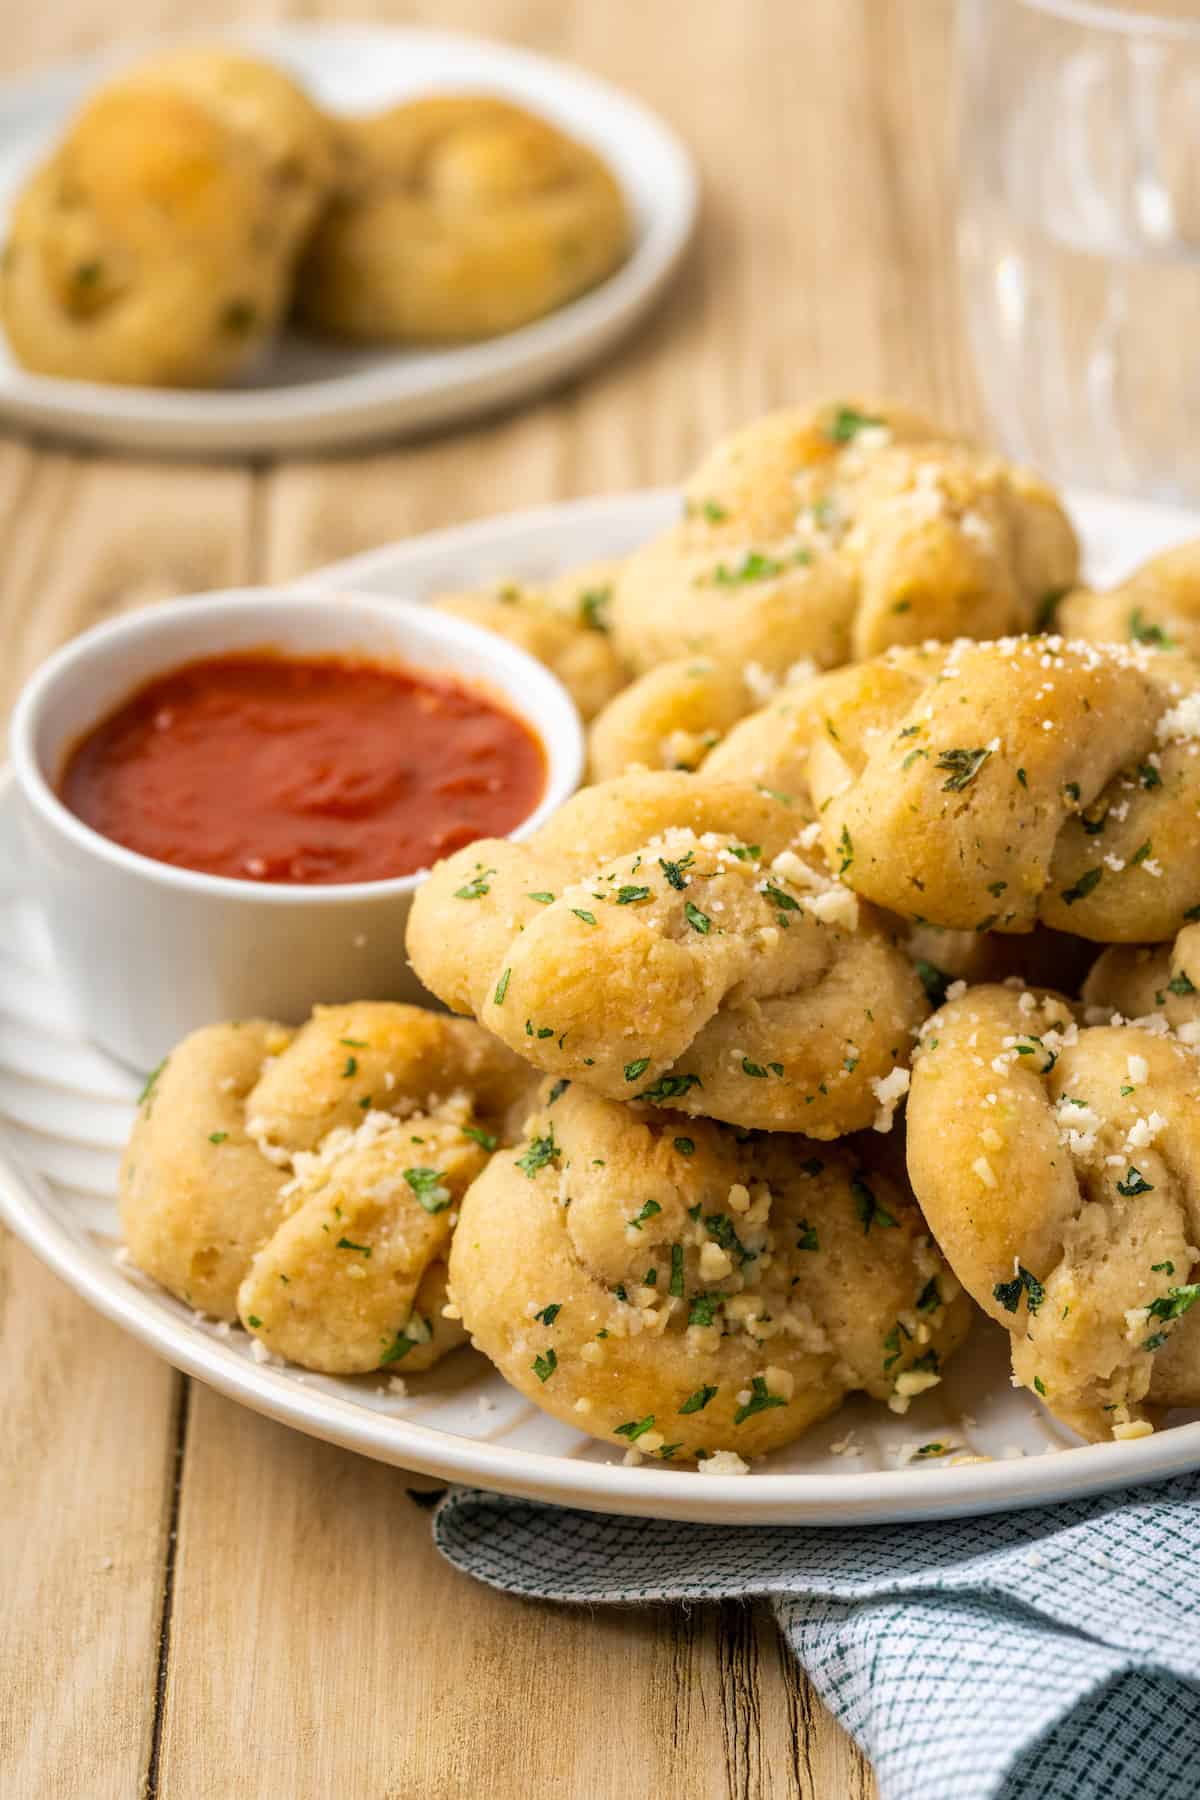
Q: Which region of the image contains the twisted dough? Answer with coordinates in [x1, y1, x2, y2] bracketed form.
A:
[298, 95, 631, 343]
[406, 772, 926, 1136]
[609, 402, 1078, 677]
[588, 656, 796, 781]
[1084, 924, 1200, 1037]
[906, 985, 1200, 1440]
[119, 1003, 533, 1374]
[1060, 539, 1200, 663]
[710, 636, 1200, 943]
[450, 1081, 972, 1462]
[1, 48, 335, 386]
[435, 559, 630, 721]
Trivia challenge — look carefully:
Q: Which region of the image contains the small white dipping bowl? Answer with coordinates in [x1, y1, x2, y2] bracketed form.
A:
[9, 587, 584, 1070]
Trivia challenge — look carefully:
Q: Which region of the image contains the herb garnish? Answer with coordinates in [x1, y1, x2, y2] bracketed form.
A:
[992, 1265, 1045, 1314]
[936, 746, 992, 792]
[734, 1377, 787, 1424]
[403, 1167, 452, 1213]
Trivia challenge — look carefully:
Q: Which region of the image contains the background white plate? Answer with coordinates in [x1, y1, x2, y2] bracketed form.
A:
[4, 485, 1200, 1525]
[0, 25, 697, 455]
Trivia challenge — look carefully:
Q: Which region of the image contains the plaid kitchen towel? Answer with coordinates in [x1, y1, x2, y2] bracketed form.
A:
[433, 1473, 1200, 1800]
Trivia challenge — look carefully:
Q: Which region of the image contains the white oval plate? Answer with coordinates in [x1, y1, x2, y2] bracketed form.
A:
[4, 485, 1200, 1525]
[0, 25, 697, 456]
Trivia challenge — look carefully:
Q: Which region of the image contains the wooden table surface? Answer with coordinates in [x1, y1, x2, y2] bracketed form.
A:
[1, 3, 976, 1794]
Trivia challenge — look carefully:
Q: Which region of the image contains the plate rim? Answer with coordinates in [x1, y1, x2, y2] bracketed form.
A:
[0, 22, 699, 454]
[7, 483, 1200, 1523]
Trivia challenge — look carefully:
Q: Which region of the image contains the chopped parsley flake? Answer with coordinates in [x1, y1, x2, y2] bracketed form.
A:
[454, 869, 495, 899]
[617, 885, 651, 905]
[705, 1212, 755, 1264]
[684, 900, 712, 933]
[547, 1079, 570, 1104]
[1116, 1167, 1154, 1197]
[638, 1072, 702, 1103]
[712, 550, 786, 585]
[796, 1220, 820, 1252]
[493, 968, 511, 1005]
[1130, 608, 1173, 647]
[915, 1276, 941, 1313]
[669, 1245, 685, 1297]
[838, 826, 854, 874]
[527, 891, 555, 904]
[532, 1349, 558, 1382]
[659, 853, 694, 890]
[825, 404, 884, 444]
[516, 1128, 558, 1179]
[139, 1061, 165, 1105]
[404, 1167, 452, 1213]
[571, 908, 597, 926]
[614, 1415, 656, 1441]
[852, 1175, 897, 1233]
[993, 1265, 1045, 1314]
[761, 883, 800, 913]
[673, 1136, 695, 1157]
[534, 1303, 561, 1326]
[380, 1316, 431, 1363]
[336, 1236, 371, 1256]
[688, 1295, 718, 1327]
[936, 746, 992, 792]
[1147, 1284, 1200, 1322]
[679, 1384, 718, 1414]
[914, 960, 950, 1007]
[1061, 867, 1102, 906]
[580, 587, 611, 632]
[630, 1199, 662, 1230]
[734, 1376, 787, 1425]
[624, 1058, 651, 1082]
[208, 1131, 228, 1145]
[1168, 971, 1197, 996]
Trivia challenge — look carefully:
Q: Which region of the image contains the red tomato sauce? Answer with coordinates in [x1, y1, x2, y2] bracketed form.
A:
[58, 652, 547, 884]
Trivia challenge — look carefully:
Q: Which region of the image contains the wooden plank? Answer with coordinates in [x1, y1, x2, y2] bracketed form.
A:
[160, 1389, 867, 1800]
[0, 1240, 181, 1800]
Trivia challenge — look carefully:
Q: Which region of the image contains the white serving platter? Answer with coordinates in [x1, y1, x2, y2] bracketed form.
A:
[0, 25, 697, 455]
[3, 484, 1200, 1525]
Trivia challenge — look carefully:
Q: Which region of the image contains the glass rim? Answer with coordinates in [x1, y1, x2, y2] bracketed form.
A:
[1016, 0, 1200, 39]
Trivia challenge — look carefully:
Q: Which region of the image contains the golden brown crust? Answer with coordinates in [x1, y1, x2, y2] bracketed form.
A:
[449, 1081, 972, 1462]
[1059, 539, 1200, 663]
[1083, 924, 1200, 1034]
[588, 657, 774, 781]
[298, 95, 631, 343]
[906, 984, 1200, 1440]
[406, 771, 927, 1136]
[719, 636, 1200, 943]
[434, 560, 629, 721]
[609, 403, 1078, 676]
[119, 1003, 534, 1374]
[1, 49, 335, 386]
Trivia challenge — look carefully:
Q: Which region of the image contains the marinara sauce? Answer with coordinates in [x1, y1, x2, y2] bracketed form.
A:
[58, 652, 546, 884]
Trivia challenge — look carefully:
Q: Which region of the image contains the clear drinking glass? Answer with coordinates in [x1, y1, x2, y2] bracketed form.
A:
[958, 0, 1200, 503]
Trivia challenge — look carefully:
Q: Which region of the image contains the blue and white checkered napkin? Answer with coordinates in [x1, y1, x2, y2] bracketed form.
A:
[433, 1474, 1200, 1800]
